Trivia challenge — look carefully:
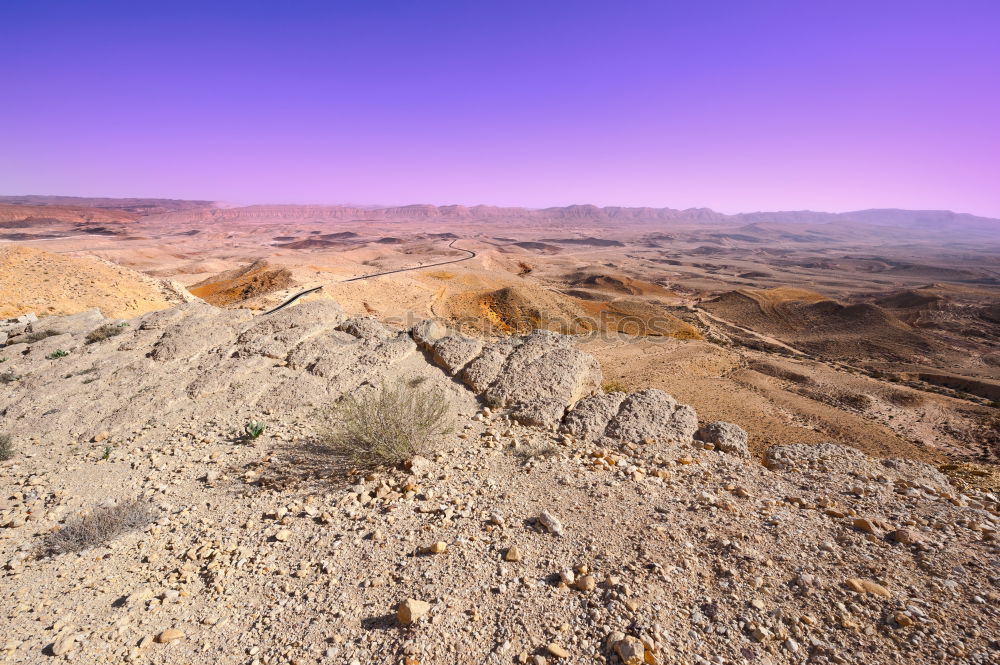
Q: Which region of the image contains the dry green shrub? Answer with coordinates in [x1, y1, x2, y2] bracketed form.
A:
[42, 498, 155, 556]
[837, 392, 874, 411]
[514, 441, 559, 459]
[0, 434, 14, 461]
[602, 380, 629, 393]
[21, 329, 59, 343]
[885, 389, 925, 407]
[749, 360, 814, 385]
[319, 384, 452, 468]
[85, 323, 127, 344]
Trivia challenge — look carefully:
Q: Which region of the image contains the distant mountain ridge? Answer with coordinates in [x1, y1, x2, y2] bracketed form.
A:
[2, 195, 997, 229]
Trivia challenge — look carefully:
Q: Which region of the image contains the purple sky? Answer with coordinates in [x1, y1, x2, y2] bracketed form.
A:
[2, 1, 999, 216]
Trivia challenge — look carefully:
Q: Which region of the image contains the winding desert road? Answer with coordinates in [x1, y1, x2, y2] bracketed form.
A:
[263, 239, 476, 315]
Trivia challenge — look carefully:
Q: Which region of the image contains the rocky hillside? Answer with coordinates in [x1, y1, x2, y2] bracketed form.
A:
[0, 300, 997, 664]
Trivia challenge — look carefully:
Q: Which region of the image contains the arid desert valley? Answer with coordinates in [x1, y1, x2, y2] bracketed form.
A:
[0, 196, 997, 665]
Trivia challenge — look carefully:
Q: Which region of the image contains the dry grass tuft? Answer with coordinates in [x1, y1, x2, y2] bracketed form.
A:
[0, 434, 14, 461]
[21, 329, 59, 343]
[603, 380, 629, 393]
[514, 441, 559, 459]
[85, 323, 128, 344]
[318, 384, 452, 469]
[42, 498, 155, 556]
[885, 389, 925, 407]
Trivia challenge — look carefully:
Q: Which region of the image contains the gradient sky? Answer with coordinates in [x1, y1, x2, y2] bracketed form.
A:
[2, 1, 999, 216]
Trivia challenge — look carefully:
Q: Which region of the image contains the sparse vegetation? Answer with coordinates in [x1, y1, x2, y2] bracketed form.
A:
[41, 498, 155, 556]
[319, 383, 451, 468]
[886, 389, 925, 407]
[244, 420, 267, 440]
[21, 329, 59, 343]
[0, 434, 14, 461]
[85, 322, 129, 344]
[603, 380, 629, 393]
[1, 370, 21, 384]
[64, 366, 98, 379]
[101, 445, 113, 460]
[46, 349, 70, 359]
[514, 441, 559, 459]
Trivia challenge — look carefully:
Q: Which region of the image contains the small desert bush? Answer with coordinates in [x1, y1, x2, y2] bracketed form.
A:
[21, 330, 59, 343]
[244, 420, 267, 440]
[0, 370, 20, 384]
[46, 349, 69, 359]
[319, 384, 451, 468]
[0, 434, 14, 461]
[514, 441, 559, 459]
[836, 392, 874, 411]
[886, 389, 925, 407]
[603, 380, 629, 393]
[85, 323, 128, 344]
[42, 498, 155, 556]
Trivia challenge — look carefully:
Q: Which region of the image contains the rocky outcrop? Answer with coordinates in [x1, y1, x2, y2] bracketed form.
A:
[430, 334, 483, 375]
[767, 442, 953, 493]
[562, 388, 698, 445]
[412, 322, 602, 427]
[0, 300, 475, 443]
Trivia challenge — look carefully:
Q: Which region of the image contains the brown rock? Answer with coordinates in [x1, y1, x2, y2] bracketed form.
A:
[852, 518, 879, 534]
[505, 545, 523, 562]
[614, 636, 645, 665]
[155, 629, 184, 644]
[846, 578, 891, 598]
[51, 635, 78, 656]
[397, 598, 431, 625]
[890, 528, 921, 545]
[546, 643, 569, 659]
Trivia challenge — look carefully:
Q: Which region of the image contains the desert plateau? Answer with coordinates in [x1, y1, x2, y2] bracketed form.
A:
[0, 197, 997, 665]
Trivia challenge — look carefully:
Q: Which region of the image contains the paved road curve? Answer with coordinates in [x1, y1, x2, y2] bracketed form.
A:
[263, 239, 476, 315]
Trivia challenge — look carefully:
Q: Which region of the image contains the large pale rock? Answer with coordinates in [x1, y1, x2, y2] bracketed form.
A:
[509, 398, 567, 427]
[235, 300, 343, 358]
[459, 338, 520, 393]
[337, 316, 391, 341]
[150, 303, 251, 361]
[603, 389, 698, 444]
[431, 334, 483, 375]
[561, 392, 628, 441]
[28, 308, 106, 336]
[410, 318, 449, 349]
[457, 331, 602, 427]
[696, 421, 750, 456]
[484, 346, 601, 410]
